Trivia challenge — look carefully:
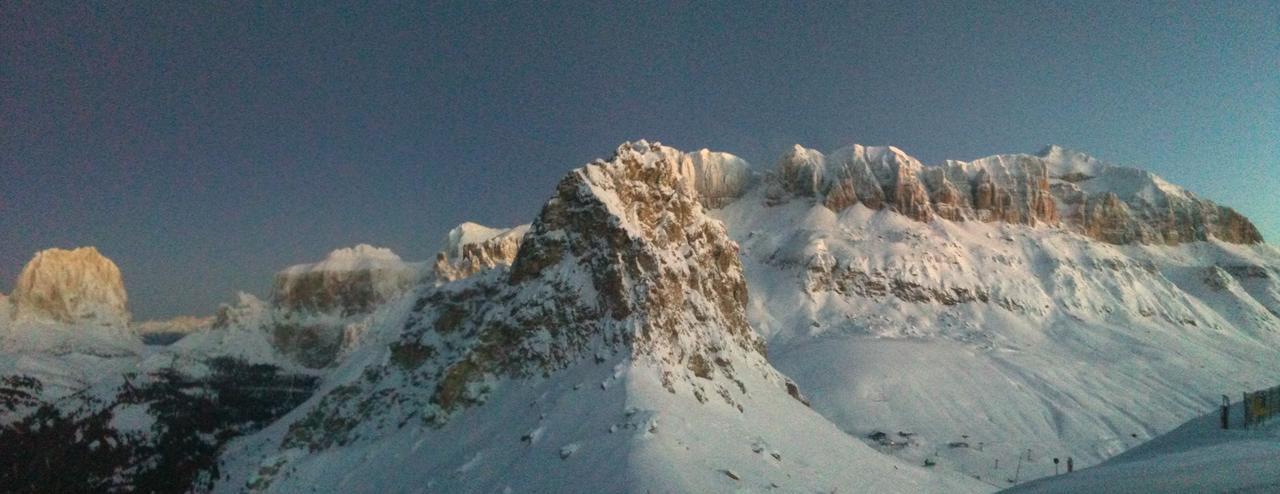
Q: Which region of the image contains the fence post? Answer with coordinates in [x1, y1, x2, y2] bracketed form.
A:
[1221, 395, 1230, 429]
[1244, 391, 1250, 428]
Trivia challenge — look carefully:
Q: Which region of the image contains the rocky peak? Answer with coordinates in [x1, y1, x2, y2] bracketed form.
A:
[506, 140, 764, 365]
[272, 244, 425, 316]
[9, 247, 130, 327]
[676, 148, 754, 208]
[432, 222, 529, 283]
[287, 140, 780, 446]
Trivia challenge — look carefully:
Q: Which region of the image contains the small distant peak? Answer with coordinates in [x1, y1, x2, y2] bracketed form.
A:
[281, 244, 410, 276]
[443, 222, 529, 259]
[29, 245, 108, 264]
[611, 140, 687, 169]
[1037, 144, 1066, 157]
[1033, 144, 1107, 178]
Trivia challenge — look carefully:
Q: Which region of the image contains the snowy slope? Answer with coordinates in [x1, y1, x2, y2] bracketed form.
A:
[210, 141, 987, 494]
[1004, 401, 1280, 493]
[713, 145, 1280, 487]
[3, 141, 1276, 493]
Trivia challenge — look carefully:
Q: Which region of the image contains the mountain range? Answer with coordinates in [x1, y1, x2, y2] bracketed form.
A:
[2, 141, 1277, 493]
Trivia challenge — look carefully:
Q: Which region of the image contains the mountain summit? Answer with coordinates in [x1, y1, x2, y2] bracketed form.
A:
[10, 246, 129, 327]
[1, 247, 138, 355]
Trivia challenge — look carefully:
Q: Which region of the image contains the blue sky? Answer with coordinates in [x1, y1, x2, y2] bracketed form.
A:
[2, 1, 1276, 319]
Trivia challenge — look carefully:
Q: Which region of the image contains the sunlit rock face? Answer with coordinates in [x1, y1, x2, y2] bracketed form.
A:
[432, 222, 529, 283]
[9, 247, 130, 327]
[0, 247, 139, 356]
[1039, 145, 1263, 245]
[763, 144, 1260, 245]
[676, 149, 754, 208]
[272, 245, 425, 317]
[268, 245, 425, 367]
[428, 139, 773, 415]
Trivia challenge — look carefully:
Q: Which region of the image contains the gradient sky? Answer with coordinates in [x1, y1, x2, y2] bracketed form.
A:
[3, 1, 1277, 320]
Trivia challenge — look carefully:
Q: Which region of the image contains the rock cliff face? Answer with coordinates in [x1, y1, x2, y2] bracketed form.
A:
[1027, 145, 1259, 244]
[272, 245, 425, 317]
[764, 144, 1260, 245]
[502, 140, 766, 381]
[676, 148, 754, 208]
[769, 144, 1059, 226]
[9, 247, 130, 327]
[268, 245, 425, 367]
[432, 222, 529, 283]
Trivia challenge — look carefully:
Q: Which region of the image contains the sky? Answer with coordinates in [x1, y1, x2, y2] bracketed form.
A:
[2, 1, 1277, 320]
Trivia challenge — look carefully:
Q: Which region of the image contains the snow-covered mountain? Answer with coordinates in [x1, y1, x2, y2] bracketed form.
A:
[213, 140, 984, 493]
[1, 247, 139, 356]
[716, 142, 1280, 486]
[767, 144, 1260, 245]
[1, 140, 1276, 493]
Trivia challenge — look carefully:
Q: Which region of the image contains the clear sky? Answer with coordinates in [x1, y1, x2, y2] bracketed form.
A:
[3, 1, 1277, 320]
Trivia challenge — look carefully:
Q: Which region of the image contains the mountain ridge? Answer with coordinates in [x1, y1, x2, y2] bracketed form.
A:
[0, 140, 1275, 493]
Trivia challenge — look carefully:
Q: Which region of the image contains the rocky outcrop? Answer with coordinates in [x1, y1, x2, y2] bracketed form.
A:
[432, 223, 529, 282]
[267, 245, 425, 367]
[434, 139, 770, 411]
[763, 144, 1259, 245]
[272, 245, 424, 317]
[677, 149, 754, 208]
[9, 247, 130, 327]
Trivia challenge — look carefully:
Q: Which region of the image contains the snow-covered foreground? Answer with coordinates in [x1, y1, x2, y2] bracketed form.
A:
[1004, 401, 1280, 493]
[216, 354, 986, 494]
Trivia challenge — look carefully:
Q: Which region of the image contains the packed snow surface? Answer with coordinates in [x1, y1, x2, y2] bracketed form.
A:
[1004, 401, 1280, 493]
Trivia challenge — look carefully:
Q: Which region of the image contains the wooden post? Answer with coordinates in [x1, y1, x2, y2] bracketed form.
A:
[1244, 392, 1250, 428]
[1222, 395, 1230, 429]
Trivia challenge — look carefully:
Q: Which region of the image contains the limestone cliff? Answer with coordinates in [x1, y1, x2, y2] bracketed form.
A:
[9, 247, 130, 327]
[432, 223, 529, 283]
[763, 144, 1260, 245]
